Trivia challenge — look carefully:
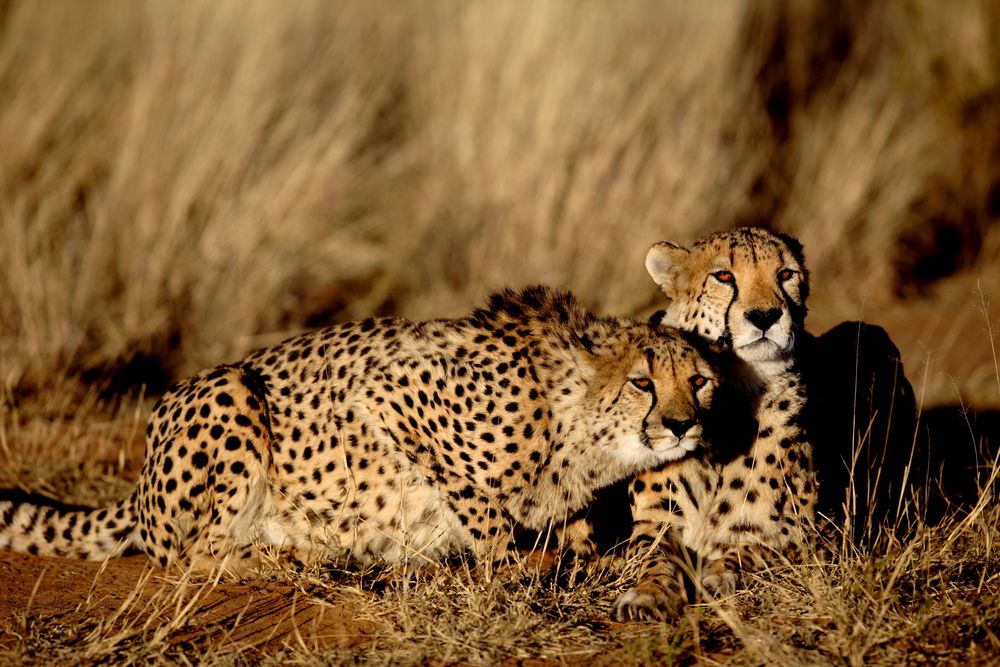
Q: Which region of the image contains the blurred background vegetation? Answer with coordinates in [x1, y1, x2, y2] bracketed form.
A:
[1, 0, 998, 407]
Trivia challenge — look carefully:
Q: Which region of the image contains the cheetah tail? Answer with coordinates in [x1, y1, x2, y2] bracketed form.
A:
[0, 489, 138, 560]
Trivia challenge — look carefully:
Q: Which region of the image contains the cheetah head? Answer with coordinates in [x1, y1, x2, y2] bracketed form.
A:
[645, 227, 809, 373]
[580, 326, 717, 468]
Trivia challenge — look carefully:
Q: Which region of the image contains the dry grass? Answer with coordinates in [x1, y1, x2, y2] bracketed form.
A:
[2, 0, 1000, 664]
[1, 0, 998, 399]
[0, 391, 997, 665]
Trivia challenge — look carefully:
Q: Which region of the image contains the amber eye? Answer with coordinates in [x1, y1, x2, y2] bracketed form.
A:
[713, 271, 735, 284]
[689, 374, 708, 389]
[778, 268, 795, 282]
[630, 377, 653, 391]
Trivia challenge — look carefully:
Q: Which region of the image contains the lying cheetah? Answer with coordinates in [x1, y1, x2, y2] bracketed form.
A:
[613, 227, 817, 620]
[2, 286, 721, 577]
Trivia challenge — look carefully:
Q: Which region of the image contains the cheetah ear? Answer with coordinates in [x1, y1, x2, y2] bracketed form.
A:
[568, 326, 607, 381]
[645, 242, 689, 299]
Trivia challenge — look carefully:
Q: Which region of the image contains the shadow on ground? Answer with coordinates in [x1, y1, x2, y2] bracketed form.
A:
[804, 321, 999, 540]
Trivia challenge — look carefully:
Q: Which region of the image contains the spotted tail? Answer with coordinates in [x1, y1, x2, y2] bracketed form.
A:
[0, 490, 137, 559]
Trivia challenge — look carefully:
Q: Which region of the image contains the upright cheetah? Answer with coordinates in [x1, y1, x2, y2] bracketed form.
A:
[2, 286, 723, 577]
[614, 227, 817, 620]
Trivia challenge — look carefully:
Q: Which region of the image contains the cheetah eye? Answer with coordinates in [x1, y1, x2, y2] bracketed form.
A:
[778, 268, 795, 282]
[689, 374, 709, 389]
[630, 377, 653, 392]
[712, 270, 735, 284]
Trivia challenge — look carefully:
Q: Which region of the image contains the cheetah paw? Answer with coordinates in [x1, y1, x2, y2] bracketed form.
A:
[700, 569, 738, 598]
[611, 588, 681, 622]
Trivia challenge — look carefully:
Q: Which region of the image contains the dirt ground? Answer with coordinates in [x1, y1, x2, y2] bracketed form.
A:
[0, 552, 377, 655]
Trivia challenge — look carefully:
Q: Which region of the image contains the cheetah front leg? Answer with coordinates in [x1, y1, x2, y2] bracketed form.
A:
[520, 515, 603, 585]
[698, 469, 817, 598]
[612, 469, 692, 621]
[612, 527, 689, 621]
[556, 515, 598, 561]
[700, 536, 810, 598]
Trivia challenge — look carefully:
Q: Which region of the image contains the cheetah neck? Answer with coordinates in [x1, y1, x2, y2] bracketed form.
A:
[502, 341, 650, 529]
[745, 356, 796, 382]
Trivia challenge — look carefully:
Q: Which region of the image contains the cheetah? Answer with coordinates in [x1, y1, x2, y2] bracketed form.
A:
[613, 227, 817, 621]
[1, 286, 722, 577]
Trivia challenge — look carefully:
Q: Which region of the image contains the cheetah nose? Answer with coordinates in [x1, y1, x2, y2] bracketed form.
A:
[661, 417, 696, 437]
[745, 308, 782, 332]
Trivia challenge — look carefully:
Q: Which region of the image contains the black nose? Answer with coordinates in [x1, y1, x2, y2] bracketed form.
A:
[661, 417, 696, 437]
[745, 308, 782, 332]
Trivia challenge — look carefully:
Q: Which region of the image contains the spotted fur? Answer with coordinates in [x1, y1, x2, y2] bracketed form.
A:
[613, 227, 817, 621]
[2, 286, 720, 577]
